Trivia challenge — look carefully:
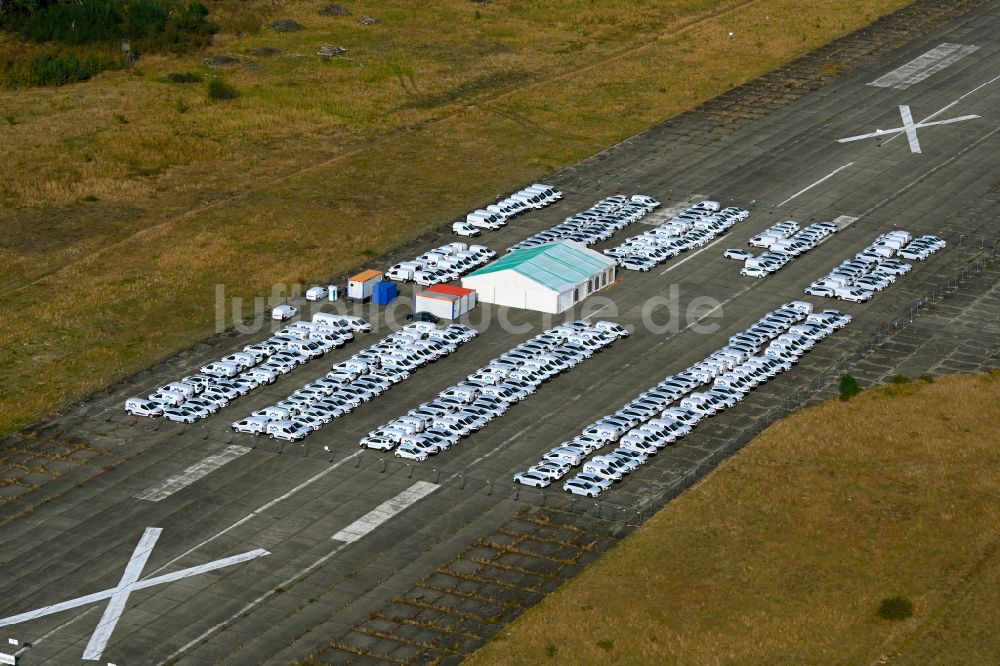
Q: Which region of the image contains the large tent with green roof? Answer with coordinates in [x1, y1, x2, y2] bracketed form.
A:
[461, 240, 616, 313]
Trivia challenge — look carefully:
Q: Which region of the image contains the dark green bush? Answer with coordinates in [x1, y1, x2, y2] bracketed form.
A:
[5, 0, 215, 52]
[206, 78, 238, 100]
[877, 595, 913, 620]
[164, 71, 202, 83]
[839, 373, 861, 401]
[890, 373, 911, 384]
[0, 50, 119, 88]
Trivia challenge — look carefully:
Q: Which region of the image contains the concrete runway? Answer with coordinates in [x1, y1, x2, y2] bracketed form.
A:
[1, 1, 998, 663]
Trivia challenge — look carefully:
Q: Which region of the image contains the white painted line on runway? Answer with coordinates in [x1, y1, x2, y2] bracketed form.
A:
[831, 215, 859, 231]
[659, 234, 731, 276]
[583, 304, 609, 321]
[860, 124, 1000, 218]
[83, 527, 161, 659]
[331, 482, 439, 542]
[641, 194, 709, 225]
[776, 162, 854, 207]
[899, 104, 921, 153]
[868, 43, 979, 90]
[134, 445, 251, 502]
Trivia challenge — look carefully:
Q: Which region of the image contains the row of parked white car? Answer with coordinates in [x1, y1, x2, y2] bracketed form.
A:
[123, 314, 372, 423]
[452, 184, 563, 237]
[604, 201, 749, 272]
[359, 320, 629, 459]
[729, 220, 839, 278]
[505, 194, 659, 254]
[804, 230, 942, 302]
[512, 301, 852, 497]
[230, 323, 478, 441]
[384, 242, 497, 286]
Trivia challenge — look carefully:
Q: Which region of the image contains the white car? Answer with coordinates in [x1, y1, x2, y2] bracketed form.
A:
[162, 407, 199, 424]
[724, 248, 753, 261]
[529, 461, 572, 481]
[395, 443, 429, 461]
[513, 471, 552, 488]
[804, 285, 837, 298]
[563, 478, 603, 497]
[573, 473, 614, 491]
[360, 435, 396, 451]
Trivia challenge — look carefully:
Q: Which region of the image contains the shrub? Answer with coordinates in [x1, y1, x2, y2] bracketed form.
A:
[595, 639, 614, 651]
[0, 50, 119, 88]
[890, 373, 911, 384]
[839, 373, 861, 401]
[6, 0, 216, 53]
[206, 78, 239, 100]
[163, 71, 202, 83]
[877, 595, 913, 620]
[544, 642, 557, 657]
[919, 374, 935, 383]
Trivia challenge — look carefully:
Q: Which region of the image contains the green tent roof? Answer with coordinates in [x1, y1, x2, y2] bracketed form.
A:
[466, 240, 614, 292]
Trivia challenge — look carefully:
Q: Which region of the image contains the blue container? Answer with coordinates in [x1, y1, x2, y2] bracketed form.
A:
[372, 280, 398, 305]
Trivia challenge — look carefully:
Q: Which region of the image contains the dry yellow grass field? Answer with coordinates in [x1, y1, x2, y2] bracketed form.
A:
[0, 0, 912, 434]
[466, 373, 1000, 665]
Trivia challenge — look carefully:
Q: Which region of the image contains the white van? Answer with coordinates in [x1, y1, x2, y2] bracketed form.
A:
[341, 359, 370, 374]
[200, 361, 240, 378]
[312, 312, 350, 329]
[286, 340, 324, 358]
[149, 389, 186, 408]
[256, 406, 292, 421]
[162, 382, 197, 398]
[245, 367, 278, 385]
[467, 209, 505, 227]
[305, 286, 328, 301]
[232, 416, 269, 435]
[272, 304, 297, 321]
[265, 420, 309, 441]
[386, 261, 424, 282]
[453, 220, 482, 237]
[125, 397, 164, 417]
[440, 385, 479, 403]
[583, 460, 623, 481]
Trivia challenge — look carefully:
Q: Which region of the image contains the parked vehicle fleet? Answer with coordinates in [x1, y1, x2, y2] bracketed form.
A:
[804, 230, 942, 302]
[507, 194, 659, 254]
[737, 220, 839, 278]
[452, 184, 563, 237]
[233, 322, 478, 441]
[604, 201, 749, 271]
[125, 314, 370, 422]
[360, 320, 629, 459]
[386, 242, 498, 287]
[512, 301, 852, 496]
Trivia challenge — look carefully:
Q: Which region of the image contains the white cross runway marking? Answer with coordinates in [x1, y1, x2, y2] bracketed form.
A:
[837, 105, 979, 154]
[0, 528, 269, 661]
